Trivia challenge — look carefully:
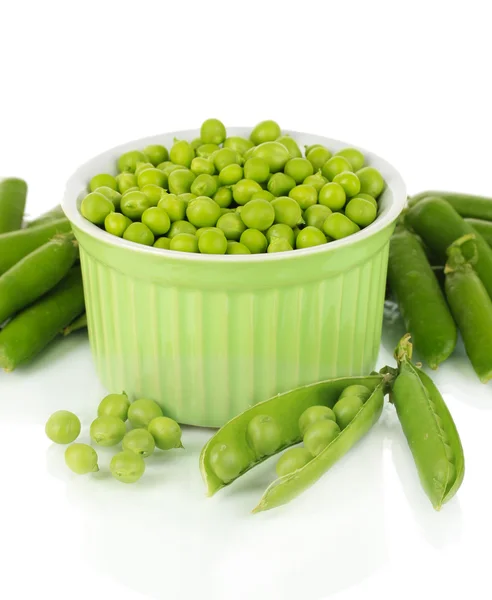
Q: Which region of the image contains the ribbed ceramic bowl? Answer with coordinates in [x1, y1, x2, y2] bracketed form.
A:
[63, 128, 406, 427]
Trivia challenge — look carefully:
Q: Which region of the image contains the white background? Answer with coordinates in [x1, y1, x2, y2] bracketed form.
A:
[1, 1, 491, 599]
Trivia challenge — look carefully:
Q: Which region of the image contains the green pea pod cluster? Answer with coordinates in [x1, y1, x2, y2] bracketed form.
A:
[200, 375, 386, 513]
[391, 335, 465, 510]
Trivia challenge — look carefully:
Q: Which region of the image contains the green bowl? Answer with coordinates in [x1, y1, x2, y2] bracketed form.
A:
[63, 128, 406, 427]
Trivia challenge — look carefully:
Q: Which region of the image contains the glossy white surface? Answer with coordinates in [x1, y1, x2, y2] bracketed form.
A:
[2, 1, 492, 598]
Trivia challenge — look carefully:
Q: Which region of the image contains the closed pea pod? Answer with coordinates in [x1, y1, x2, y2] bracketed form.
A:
[444, 235, 492, 382]
[408, 190, 492, 221]
[27, 205, 65, 228]
[465, 218, 492, 247]
[200, 374, 385, 512]
[387, 227, 457, 369]
[0, 178, 28, 234]
[391, 335, 464, 510]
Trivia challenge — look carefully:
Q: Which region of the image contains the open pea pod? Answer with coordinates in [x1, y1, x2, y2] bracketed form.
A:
[200, 375, 387, 512]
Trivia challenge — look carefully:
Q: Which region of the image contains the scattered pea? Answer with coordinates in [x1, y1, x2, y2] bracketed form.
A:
[122, 429, 156, 458]
[65, 444, 99, 474]
[97, 392, 131, 421]
[110, 450, 145, 483]
[128, 398, 163, 429]
[90, 415, 126, 447]
[45, 411, 81, 444]
[148, 416, 183, 450]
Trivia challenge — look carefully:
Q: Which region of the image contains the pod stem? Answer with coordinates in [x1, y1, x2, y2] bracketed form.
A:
[444, 234, 477, 274]
[394, 333, 413, 365]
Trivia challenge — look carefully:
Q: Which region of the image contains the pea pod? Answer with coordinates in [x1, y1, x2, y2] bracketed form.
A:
[387, 227, 456, 368]
[406, 196, 492, 299]
[200, 375, 386, 512]
[409, 191, 492, 221]
[0, 267, 85, 371]
[0, 217, 71, 276]
[27, 205, 65, 228]
[391, 335, 464, 510]
[62, 312, 87, 336]
[444, 235, 492, 383]
[465, 218, 492, 248]
[0, 178, 28, 233]
[0, 233, 78, 325]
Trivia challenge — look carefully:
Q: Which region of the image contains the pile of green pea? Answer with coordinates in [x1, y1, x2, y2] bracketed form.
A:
[80, 119, 386, 254]
[210, 384, 371, 483]
[45, 394, 183, 483]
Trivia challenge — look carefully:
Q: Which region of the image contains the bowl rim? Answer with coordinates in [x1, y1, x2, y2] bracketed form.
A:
[62, 127, 406, 263]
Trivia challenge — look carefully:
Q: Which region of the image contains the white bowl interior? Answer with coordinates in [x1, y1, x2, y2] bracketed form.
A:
[62, 127, 406, 262]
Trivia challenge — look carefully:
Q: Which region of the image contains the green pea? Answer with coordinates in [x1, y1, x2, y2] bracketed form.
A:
[217, 212, 246, 241]
[122, 429, 156, 458]
[104, 213, 132, 237]
[213, 186, 233, 208]
[303, 172, 328, 193]
[345, 198, 377, 227]
[252, 142, 290, 173]
[209, 442, 245, 483]
[94, 186, 122, 210]
[134, 161, 155, 177]
[141, 207, 171, 236]
[232, 179, 263, 205]
[168, 220, 197, 238]
[158, 194, 186, 222]
[244, 157, 270, 183]
[116, 172, 138, 194]
[356, 193, 378, 208]
[227, 241, 251, 254]
[148, 416, 183, 450]
[65, 444, 99, 474]
[191, 157, 216, 176]
[90, 415, 126, 447]
[120, 191, 152, 220]
[304, 419, 340, 456]
[195, 227, 218, 238]
[179, 193, 197, 204]
[45, 410, 81, 444]
[122, 222, 154, 246]
[298, 405, 336, 436]
[127, 398, 163, 429]
[118, 150, 147, 173]
[304, 204, 332, 230]
[170, 233, 199, 252]
[251, 190, 275, 202]
[159, 162, 182, 187]
[323, 213, 360, 240]
[333, 171, 361, 198]
[90, 173, 117, 192]
[143, 144, 169, 166]
[170, 139, 194, 168]
[339, 384, 372, 401]
[322, 156, 353, 180]
[318, 182, 346, 211]
[289, 184, 317, 210]
[276, 447, 312, 477]
[140, 184, 165, 206]
[190, 137, 203, 151]
[240, 228, 268, 254]
[154, 237, 171, 249]
[243, 146, 256, 161]
[335, 147, 365, 171]
[267, 238, 293, 252]
[250, 120, 281, 145]
[306, 146, 332, 171]
[276, 135, 302, 158]
[211, 147, 236, 171]
[168, 168, 196, 195]
[98, 392, 130, 421]
[186, 196, 221, 227]
[223, 136, 254, 155]
[196, 143, 220, 158]
[356, 167, 385, 198]
[271, 196, 302, 228]
[267, 172, 296, 197]
[81, 192, 114, 225]
[218, 164, 242, 186]
[198, 228, 227, 254]
[284, 158, 314, 184]
[200, 118, 226, 145]
[304, 144, 324, 154]
[157, 160, 173, 171]
[295, 226, 327, 249]
[246, 414, 282, 458]
[190, 174, 217, 198]
[110, 450, 145, 484]
[266, 223, 295, 247]
[240, 199, 275, 231]
[333, 395, 364, 430]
